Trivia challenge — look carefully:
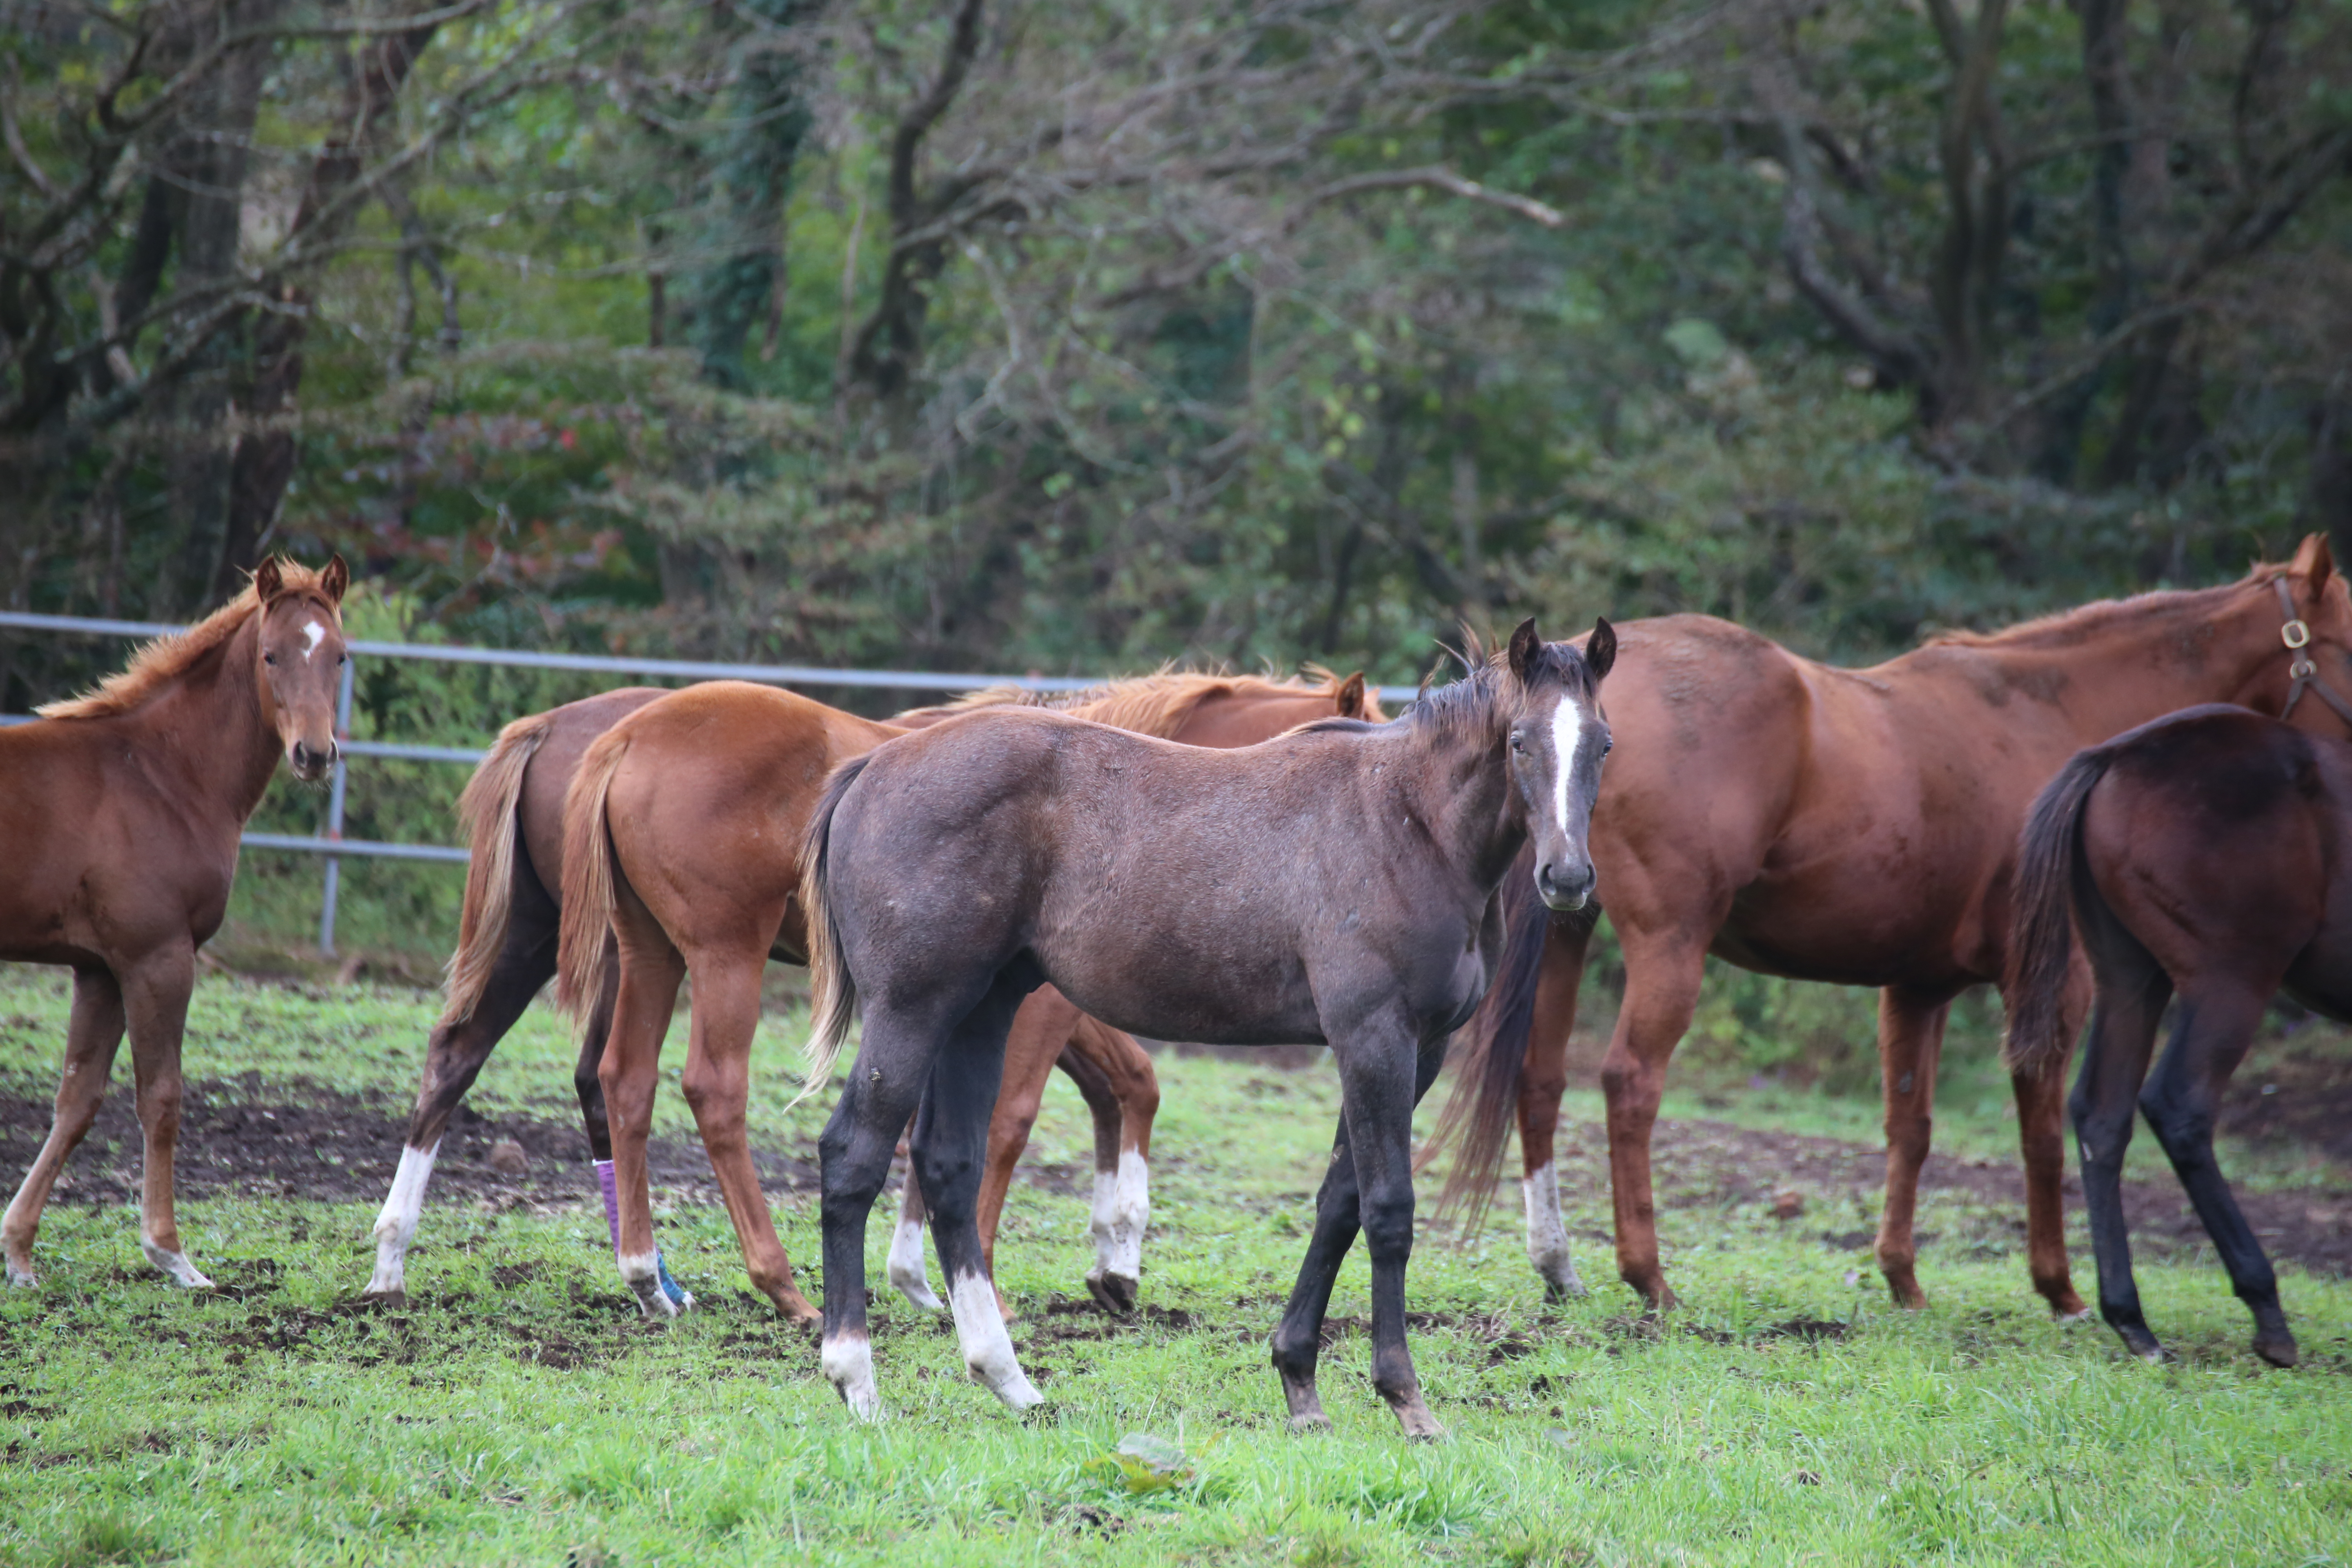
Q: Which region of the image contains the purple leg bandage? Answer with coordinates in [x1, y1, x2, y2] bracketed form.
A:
[592, 1158, 691, 1310]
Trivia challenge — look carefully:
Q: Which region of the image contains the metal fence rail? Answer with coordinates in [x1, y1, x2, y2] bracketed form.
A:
[0, 608, 1419, 953]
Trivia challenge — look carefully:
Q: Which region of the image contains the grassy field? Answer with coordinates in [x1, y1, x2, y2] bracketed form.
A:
[2, 965, 2348, 1567]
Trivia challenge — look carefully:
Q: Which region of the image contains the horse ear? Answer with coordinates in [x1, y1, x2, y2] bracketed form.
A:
[1335, 670, 1368, 717]
[321, 552, 350, 607]
[1507, 618, 1542, 684]
[1585, 617, 1617, 682]
[252, 557, 284, 602]
[2292, 533, 2335, 592]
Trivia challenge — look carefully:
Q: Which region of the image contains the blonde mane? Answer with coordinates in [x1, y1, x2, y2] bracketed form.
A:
[36, 563, 339, 721]
[891, 666, 1378, 739]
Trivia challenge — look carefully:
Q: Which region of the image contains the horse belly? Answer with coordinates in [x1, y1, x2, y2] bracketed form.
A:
[1042, 940, 1325, 1048]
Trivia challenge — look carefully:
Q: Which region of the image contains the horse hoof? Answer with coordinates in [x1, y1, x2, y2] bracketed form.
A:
[890, 1274, 943, 1312]
[1393, 1403, 1448, 1442]
[355, 1287, 409, 1310]
[1287, 1411, 1331, 1434]
[2054, 1306, 2098, 1326]
[2254, 1334, 2300, 1370]
[4, 1261, 34, 1290]
[1086, 1270, 1139, 1315]
[143, 1245, 214, 1292]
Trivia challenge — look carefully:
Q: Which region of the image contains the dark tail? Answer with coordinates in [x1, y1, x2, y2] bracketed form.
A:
[795, 752, 876, 1106]
[1420, 846, 1562, 1230]
[2003, 746, 2115, 1080]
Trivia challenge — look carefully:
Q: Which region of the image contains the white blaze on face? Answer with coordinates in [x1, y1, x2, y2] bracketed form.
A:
[366, 1140, 440, 1297]
[1549, 695, 1585, 841]
[949, 1270, 1043, 1411]
[301, 619, 327, 662]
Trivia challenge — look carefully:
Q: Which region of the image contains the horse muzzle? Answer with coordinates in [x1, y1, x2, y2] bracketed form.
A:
[287, 739, 339, 782]
[1535, 860, 1594, 912]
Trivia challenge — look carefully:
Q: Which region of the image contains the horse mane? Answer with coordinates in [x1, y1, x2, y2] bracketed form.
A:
[1393, 633, 1595, 746]
[1922, 556, 2312, 652]
[35, 564, 339, 721]
[891, 666, 1372, 741]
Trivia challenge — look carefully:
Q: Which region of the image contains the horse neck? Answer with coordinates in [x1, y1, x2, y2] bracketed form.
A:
[134, 615, 285, 820]
[1915, 576, 2298, 736]
[1394, 715, 1524, 891]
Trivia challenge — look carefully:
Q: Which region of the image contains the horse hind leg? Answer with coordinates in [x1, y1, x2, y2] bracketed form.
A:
[2066, 956, 2169, 1362]
[367, 900, 559, 1303]
[597, 903, 687, 1319]
[1061, 1012, 1156, 1314]
[967, 987, 1070, 1320]
[913, 976, 1044, 1413]
[2141, 985, 2296, 1368]
[1598, 932, 1709, 1311]
[1517, 919, 1592, 1300]
[2, 967, 127, 1287]
[885, 1118, 942, 1311]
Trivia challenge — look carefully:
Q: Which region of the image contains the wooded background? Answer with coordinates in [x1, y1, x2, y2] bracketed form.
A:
[7, 0, 2351, 710]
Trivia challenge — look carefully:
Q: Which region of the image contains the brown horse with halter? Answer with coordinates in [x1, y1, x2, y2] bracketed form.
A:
[2, 557, 351, 1292]
[1429, 538, 2352, 1319]
[2007, 704, 2352, 1368]
[552, 670, 1379, 1322]
[796, 620, 1614, 1433]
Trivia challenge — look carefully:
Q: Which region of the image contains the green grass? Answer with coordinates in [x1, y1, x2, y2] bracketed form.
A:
[3, 967, 2349, 1566]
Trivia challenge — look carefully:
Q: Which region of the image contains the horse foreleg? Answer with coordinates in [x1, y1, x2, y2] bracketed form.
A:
[1598, 935, 1707, 1312]
[368, 902, 558, 1304]
[122, 946, 207, 1290]
[597, 910, 686, 1319]
[2, 967, 127, 1287]
[2143, 985, 2295, 1367]
[1517, 919, 1591, 1301]
[885, 1117, 941, 1311]
[1072, 1016, 1156, 1315]
[1873, 986, 1953, 1310]
[679, 946, 816, 1323]
[1269, 1117, 1360, 1432]
[2067, 962, 2169, 1361]
[969, 988, 1069, 1319]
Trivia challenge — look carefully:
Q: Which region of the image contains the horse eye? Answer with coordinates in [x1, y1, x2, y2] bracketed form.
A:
[263, 654, 277, 666]
[1510, 734, 1525, 753]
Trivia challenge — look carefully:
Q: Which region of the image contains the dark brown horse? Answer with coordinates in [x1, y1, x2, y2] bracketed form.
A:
[1430, 538, 2352, 1318]
[365, 669, 1367, 1311]
[2007, 705, 2352, 1368]
[555, 670, 1379, 1322]
[2, 557, 351, 1291]
[797, 621, 1615, 1434]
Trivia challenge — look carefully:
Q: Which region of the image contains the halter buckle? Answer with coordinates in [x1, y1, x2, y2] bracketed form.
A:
[2293, 656, 2318, 681]
[2284, 619, 2312, 650]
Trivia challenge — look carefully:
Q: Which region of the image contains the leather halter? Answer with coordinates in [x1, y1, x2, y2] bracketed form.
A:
[2273, 576, 2352, 729]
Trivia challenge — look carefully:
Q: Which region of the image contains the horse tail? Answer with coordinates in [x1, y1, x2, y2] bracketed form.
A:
[438, 709, 556, 1029]
[795, 753, 875, 1107]
[554, 724, 632, 1031]
[2003, 745, 2115, 1080]
[1421, 855, 1558, 1229]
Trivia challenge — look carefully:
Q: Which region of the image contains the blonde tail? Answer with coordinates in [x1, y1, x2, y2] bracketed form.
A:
[439, 710, 557, 1028]
[555, 726, 632, 1037]
[793, 754, 874, 1107]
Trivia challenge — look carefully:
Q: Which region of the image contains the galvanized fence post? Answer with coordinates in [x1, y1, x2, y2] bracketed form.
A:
[318, 651, 357, 956]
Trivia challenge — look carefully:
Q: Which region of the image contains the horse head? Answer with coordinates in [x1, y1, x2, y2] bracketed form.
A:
[252, 554, 351, 784]
[1504, 615, 1616, 912]
[2264, 534, 2352, 737]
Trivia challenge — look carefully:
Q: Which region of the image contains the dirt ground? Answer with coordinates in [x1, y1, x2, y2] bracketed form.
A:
[4, 1028, 2346, 1278]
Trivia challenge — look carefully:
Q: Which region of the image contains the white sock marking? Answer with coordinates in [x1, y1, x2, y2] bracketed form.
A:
[1089, 1147, 1149, 1286]
[617, 1249, 679, 1319]
[886, 1207, 942, 1311]
[822, 1331, 881, 1419]
[949, 1270, 1042, 1411]
[301, 619, 326, 661]
[365, 1141, 439, 1298]
[142, 1239, 214, 1290]
[1522, 1160, 1586, 1298]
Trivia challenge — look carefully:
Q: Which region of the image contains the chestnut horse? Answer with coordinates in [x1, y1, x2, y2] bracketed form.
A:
[1429, 538, 2352, 1317]
[2, 557, 351, 1291]
[365, 669, 1368, 1312]
[554, 670, 1379, 1322]
[2008, 705, 2352, 1368]
[797, 622, 1614, 1433]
